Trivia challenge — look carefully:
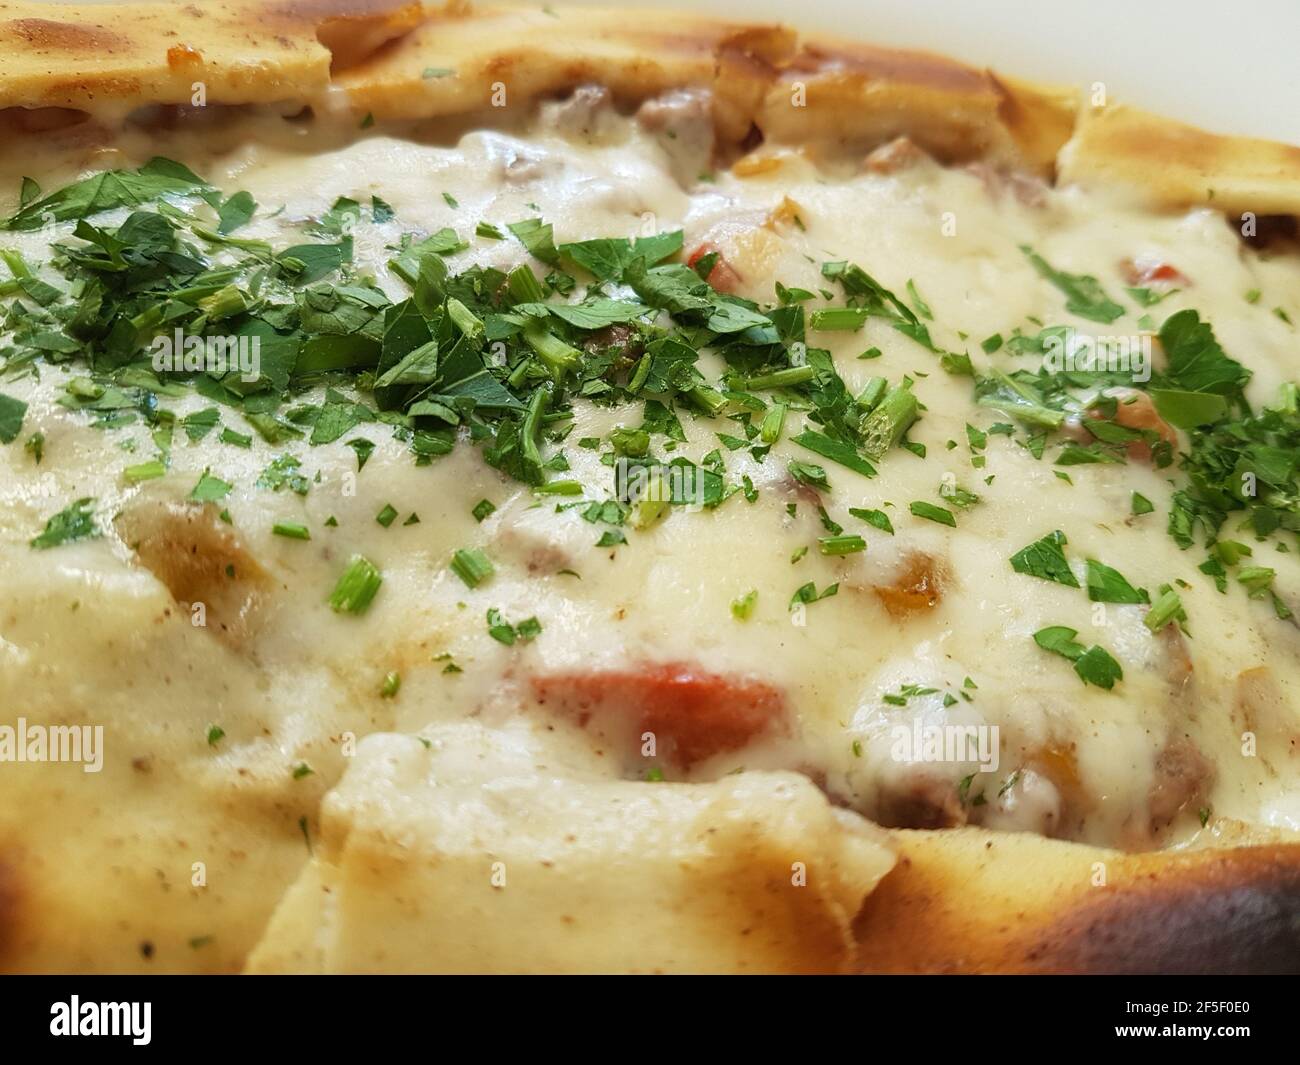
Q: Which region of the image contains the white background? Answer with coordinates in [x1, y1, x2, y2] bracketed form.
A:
[565, 0, 1300, 144]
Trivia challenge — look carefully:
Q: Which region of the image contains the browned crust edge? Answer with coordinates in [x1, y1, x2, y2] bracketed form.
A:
[3, 1, 1298, 212]
[855, 828, 1300, 974]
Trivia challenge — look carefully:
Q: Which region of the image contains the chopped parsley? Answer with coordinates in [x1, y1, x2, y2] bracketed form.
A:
[188, 470, 232, 503]
[909, 500, 956, 527]
[1032, 626, 1124, 690]
[1009, 530, 1078, 587]
[1084, 559, 1148, 604]
[31, 497, 98, 549]
[486, 608, 542, 646]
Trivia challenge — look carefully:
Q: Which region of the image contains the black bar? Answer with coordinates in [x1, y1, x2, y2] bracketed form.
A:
[0, 975, 1288, 1052]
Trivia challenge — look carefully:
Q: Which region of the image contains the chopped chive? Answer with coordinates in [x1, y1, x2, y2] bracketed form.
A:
[379, 671, 401, 698]
[273, 521, 311, 540]
[1237, 566, 1276, 598]
[329, 555, 383, 614]
[736, 366, 816, 390]
[450, 547, 494, 588]
[123, 459, 166, 483]
[854, 376, 888, 413]
[809, 307, 870, 331]
[759, 403, 787, 444]
[472, 498, 496, 522]
[1144, 588, 1184, 632]
[859, 384, 919, 459]
[534, 480, 582, 496]
[375, 503, 398, 527]
[818, 533, 866, 556]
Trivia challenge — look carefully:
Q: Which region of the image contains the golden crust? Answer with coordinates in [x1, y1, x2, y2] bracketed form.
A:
[715, 32, 1077, 175]
[0, 0, 433, 113]
[334, 4, 742, 120]
[245, 729, 897, 975]
[1060, 102, 1300, 217]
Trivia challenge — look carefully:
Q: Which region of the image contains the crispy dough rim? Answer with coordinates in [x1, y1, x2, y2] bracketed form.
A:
[2, 0, 1298, 211]
[0, 1, 1297, 975]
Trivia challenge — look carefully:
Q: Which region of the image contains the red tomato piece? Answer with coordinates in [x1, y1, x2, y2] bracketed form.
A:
[531, 663, 787, 769]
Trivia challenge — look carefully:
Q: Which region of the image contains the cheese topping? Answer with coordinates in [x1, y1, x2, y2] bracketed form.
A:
[0, 93, 1297, 969]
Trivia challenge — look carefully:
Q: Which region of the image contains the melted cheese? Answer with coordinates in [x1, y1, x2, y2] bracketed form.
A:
[0, 98, 1297, 971]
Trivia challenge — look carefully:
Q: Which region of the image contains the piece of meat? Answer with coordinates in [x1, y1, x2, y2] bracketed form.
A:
[114, 500, 268, 647]
[1148, 737, 1215, 831]
[546, 84, 616, 140]
[974, 766, 1063, 837]
[1090, 388, 1178, 463]
[1233, 667, 1299, 770]
[530, 663, 788, 771]
[965, 161, 1048, 207]
[873, 771, 967, 830]
[1159, 622, 1195, 693]
[872, 551, 946, 619]
[636, 88, 715, 186]
[862, 136, 927, 175]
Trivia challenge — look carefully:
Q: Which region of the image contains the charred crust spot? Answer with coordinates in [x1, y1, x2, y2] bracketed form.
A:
[1239, 213, 1298, 251]
[0, 857, 18, 965]
[1037, 849, 1300, 974]
[3, 16, 128, 53]
[789, 41, 991, 95]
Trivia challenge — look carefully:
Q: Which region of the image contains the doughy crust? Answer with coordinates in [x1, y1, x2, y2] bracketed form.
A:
[0, 0, 434, 114]
[1060, 101, 1300, 217]
[0, 0, 1297, 976]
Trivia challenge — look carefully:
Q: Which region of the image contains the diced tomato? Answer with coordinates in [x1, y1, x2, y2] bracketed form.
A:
[531, 663, 787, 769]
[1122, 258, 1189, 287]
[687, 242, 742, 293]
